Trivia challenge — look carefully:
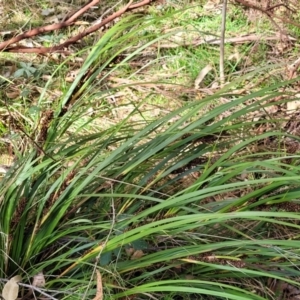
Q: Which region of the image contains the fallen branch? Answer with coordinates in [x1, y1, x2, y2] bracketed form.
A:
[151, 33, 296, 48]
[63, 0, 100, 23]
[234, 0, 300, 34]
[0, 0, 100, 51]
[0, 0, 153, 54]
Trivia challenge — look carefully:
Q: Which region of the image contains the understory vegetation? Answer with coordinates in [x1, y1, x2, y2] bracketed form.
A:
[1, 0, 300, 299]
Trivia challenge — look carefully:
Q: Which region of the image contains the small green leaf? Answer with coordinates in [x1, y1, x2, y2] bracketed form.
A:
[99, 251, 112, 266]
[131, 239, 148, 250]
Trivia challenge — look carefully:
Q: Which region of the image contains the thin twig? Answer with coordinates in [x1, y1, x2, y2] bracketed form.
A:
[0, 279, 59, 300]
[83, 183, 116, 299]
[220, 0, 227, 87]
[150, 33, 296, 48]
[64, 0, 100, 23]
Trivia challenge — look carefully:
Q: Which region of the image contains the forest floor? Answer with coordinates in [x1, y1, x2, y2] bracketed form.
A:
[1, 0, 299, 149]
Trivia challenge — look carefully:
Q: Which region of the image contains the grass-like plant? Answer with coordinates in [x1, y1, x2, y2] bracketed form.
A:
[1, 10, 300, 300]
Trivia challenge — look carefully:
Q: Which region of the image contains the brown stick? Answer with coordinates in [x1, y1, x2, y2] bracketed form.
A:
[64, 0, 100, 23]
[0, 22, 73, 50]
[0, 0, 153, 54]
[0, 0, 100, 50]
[127, 0, 153, 9]
[150, 33, 296, 49]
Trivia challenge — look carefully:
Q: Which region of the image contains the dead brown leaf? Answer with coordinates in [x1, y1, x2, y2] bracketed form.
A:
[92, 269, 103, 300]
[32, 272, 45, 287]
[2, 275, 22, 300]
[131, 250, 144, 260]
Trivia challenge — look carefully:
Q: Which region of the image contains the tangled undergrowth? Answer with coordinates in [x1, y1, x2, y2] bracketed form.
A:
[1, 1, 300, 299]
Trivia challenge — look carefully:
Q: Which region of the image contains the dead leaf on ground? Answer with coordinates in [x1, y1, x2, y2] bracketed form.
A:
[287, 96, 300, 113]
[131, 250, 144, 260]
[194, 64, 213, 89]
[5, 89, 20, 99]
[2, 275, 22, 300]
[32, 272, 45, 287]
[125, 247, 135, 256]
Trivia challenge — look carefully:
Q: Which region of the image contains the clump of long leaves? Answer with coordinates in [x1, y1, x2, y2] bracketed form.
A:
[1, 14, 300, 300]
